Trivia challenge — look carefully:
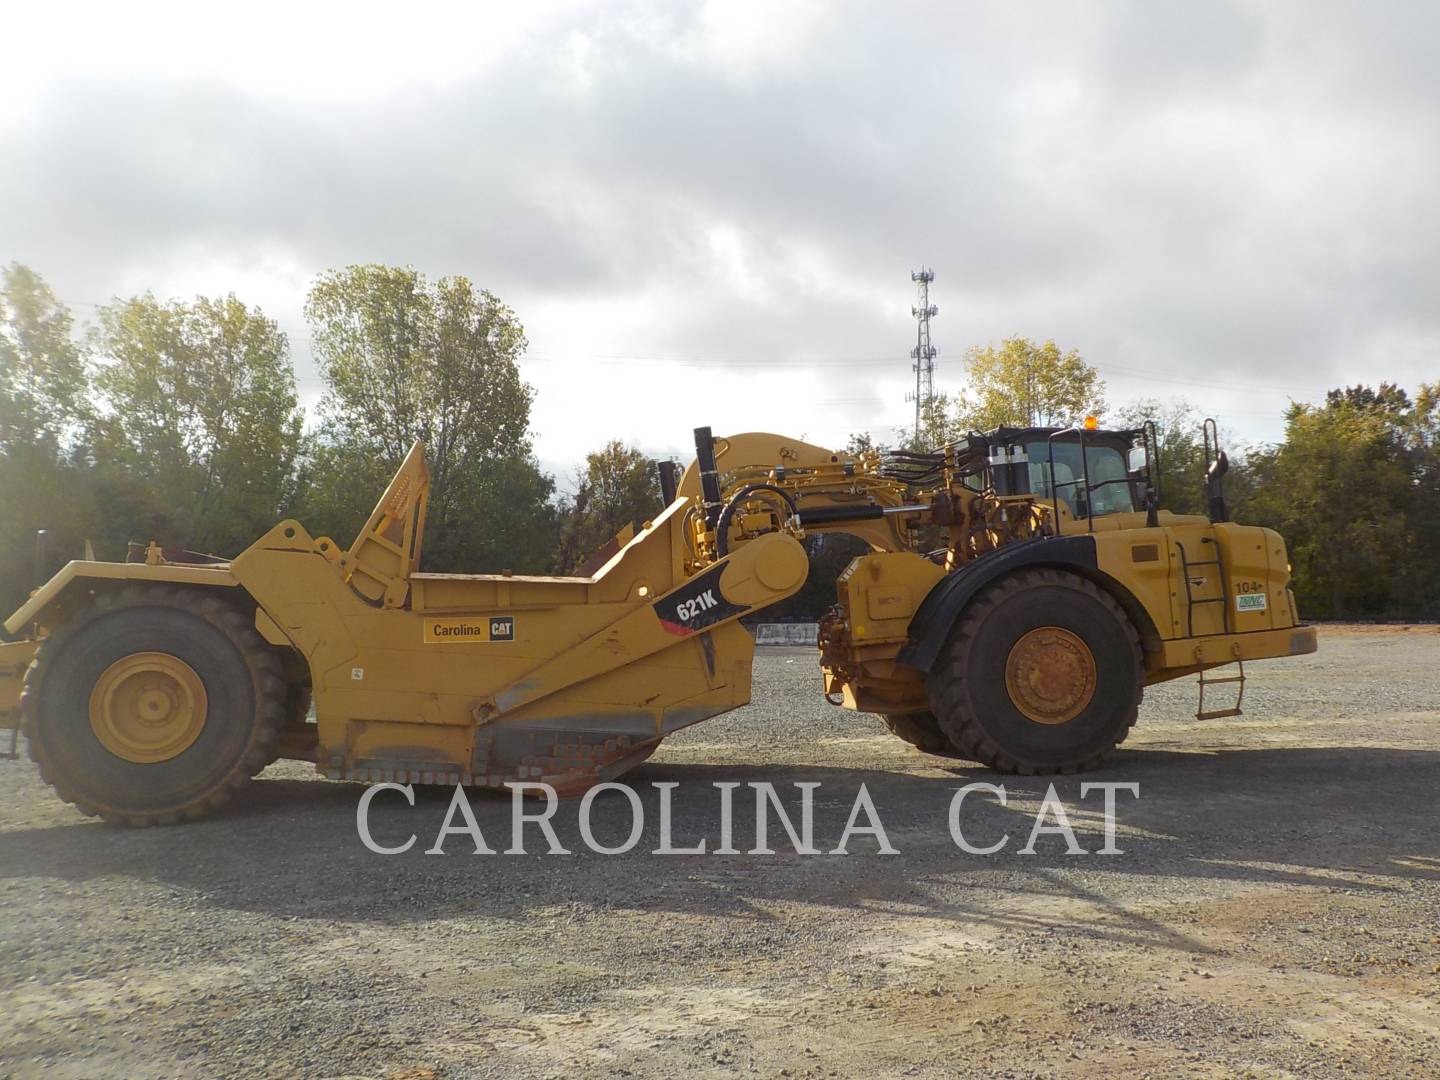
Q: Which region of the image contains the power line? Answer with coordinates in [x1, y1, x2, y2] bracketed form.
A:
[541, 360, 910, 371]
[50, 292, 1325, 399]
[541, 353, 1318, 398]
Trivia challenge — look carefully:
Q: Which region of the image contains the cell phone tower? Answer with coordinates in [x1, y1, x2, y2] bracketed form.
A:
[906, 268, 938, 444]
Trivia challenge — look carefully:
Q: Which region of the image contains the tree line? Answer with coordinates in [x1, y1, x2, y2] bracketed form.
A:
[0, 262, 662, 620]
[860, 336, 1440, 621]
[3, 263, 1436, 624]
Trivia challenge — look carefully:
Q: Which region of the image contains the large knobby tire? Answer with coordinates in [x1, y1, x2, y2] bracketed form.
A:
[21, 586, 286, 826]
[926, 569, 1142, 774]
[880, 711, 964, 758]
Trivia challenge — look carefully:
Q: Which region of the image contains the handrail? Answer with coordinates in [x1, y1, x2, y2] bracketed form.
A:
[1142, 420, 1161, 502]
[1141, 419, 1161, 527]
[1046, 427, 1094, 533]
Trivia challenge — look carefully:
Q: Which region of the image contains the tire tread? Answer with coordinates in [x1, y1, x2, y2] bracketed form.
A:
[880, 710, 964, 758]
[926, 568, 1142, 774]
[20, 586, 288, 826]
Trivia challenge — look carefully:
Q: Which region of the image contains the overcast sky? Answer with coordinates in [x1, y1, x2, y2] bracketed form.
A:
[3, 1, 1436, 478]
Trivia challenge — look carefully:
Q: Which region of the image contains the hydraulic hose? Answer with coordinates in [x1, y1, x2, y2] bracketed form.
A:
[715, 484, 799, 557]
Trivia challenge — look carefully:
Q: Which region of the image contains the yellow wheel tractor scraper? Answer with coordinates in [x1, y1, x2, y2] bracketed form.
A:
[0, 421, 1316, 825]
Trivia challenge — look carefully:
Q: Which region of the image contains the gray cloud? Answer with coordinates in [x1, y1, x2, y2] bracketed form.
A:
[3, 0, 1438, 465]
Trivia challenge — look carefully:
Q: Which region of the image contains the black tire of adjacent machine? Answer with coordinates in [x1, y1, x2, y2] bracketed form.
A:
[21, 586, 286, 825]
[925, 568, 1143, 774]
[880, 710, 964, 758]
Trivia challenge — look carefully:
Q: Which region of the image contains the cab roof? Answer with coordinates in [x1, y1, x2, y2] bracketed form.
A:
[978, 424, 1141, 446]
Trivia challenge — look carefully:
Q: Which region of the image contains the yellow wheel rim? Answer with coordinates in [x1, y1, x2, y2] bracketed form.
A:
[1004, 626, 1097, 726]
[89, 652, 208, 763]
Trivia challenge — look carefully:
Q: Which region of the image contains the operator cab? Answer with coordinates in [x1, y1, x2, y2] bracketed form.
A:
[982, 425, 1143, 520]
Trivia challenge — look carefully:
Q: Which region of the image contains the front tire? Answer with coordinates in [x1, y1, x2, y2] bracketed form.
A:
[926, 569, 1142, 774]
[21, 587, 286, 825]
[880, 711, 964, 758]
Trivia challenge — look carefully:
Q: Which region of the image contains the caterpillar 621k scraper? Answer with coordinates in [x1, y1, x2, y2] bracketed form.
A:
[0, 421, 1316, 825]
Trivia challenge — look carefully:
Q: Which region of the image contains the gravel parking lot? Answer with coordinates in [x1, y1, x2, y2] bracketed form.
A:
[1, 627, 1437, 1079]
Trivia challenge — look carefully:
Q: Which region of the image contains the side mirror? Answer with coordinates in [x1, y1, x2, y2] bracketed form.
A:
[1126, 445, 1149, 476]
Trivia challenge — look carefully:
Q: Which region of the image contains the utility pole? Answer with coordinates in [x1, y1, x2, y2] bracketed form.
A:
[905, 268, 937, 445]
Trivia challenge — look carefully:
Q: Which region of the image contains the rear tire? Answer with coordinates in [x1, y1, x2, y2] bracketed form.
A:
[880, 711, 964, 758]
[926, 569, 1142, 774]
[21, 587, 286, 825]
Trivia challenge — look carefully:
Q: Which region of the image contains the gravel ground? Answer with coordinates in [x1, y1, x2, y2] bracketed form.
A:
[1, 627, 1438, 1079]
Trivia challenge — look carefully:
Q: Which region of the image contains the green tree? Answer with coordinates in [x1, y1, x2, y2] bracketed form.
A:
[904, 390, 959, 451]
[297, 265, 554, 572]
[1408, 384, 1440, 611]
[0, 265, 96, 616]
[956, 337, 1105, 430]
[0, 263, 88, 458]
[844, 431, 883, 455]
[91, 293, 303, 556]
[1242, 384, 1439, 619]
[1115, 398, 1210, 516]
[555, 440, 661, 573]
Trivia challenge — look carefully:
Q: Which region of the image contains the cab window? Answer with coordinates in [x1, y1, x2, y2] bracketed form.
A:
[1026, 441, 1136, 517]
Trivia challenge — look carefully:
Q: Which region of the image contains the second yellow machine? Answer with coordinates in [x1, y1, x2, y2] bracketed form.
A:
[0, 420, 1316, 824]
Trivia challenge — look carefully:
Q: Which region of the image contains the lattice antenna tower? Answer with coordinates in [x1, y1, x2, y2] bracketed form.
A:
[905, 268, 938, 443]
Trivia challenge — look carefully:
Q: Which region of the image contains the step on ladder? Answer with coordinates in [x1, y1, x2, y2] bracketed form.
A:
[1176, 541, 1230, 638]
[1176, 539, 1246, 719]
[1196, 658, 1246, 720]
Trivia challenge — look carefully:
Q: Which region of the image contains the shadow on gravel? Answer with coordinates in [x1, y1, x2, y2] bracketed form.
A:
[2, 745, 1437, 953]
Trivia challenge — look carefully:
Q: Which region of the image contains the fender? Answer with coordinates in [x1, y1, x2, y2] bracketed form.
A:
[897, 535, 1099, 672]
[3, 560, 239, 638]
